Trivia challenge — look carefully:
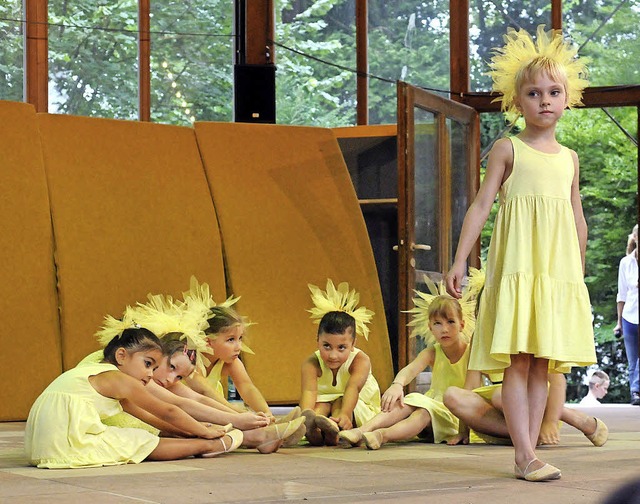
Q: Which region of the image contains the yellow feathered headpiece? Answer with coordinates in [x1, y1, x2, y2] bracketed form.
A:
[308, 279, 375, 340]
[405, 267, 484, 345]
[181, 276, 254, 355]
[95, 288, 212, 375]
[488, 25, 589, 123]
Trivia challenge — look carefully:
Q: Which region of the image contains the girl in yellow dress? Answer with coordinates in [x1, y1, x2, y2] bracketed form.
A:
[25, 327, 243, 468]
[338, 289, 476, 449]
[445, 26, 596, 481]
[84, 288, 305, 453]
[298, 280, 381, 446]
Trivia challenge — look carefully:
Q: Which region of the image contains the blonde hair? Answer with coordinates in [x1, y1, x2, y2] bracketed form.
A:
[515, 56, 569, 96]
[428, 296, 463, 324]
[626, 224, 638, 255]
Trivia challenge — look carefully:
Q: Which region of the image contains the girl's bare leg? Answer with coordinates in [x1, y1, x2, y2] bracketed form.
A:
[146, 436, 231, 460]
[528, 357, 550, 447]
[357, 403, 414, 434]
[503, 354, 536, 469]
[444, 386, 510, 438]
[372, 408, 432, 445]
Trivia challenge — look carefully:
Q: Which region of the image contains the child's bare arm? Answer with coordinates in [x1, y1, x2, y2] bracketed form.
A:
[184, 371, 230, 405]
[170, 381, 238, 414]
[92, 371, 222, 439]
[336, 352, 372, 429]
[228, 359, 274, 421]
[300, 356, 320, 410]
[446, 138, 511, 297]
[381, 348, 434, 412]
[569, 150, 588, 273]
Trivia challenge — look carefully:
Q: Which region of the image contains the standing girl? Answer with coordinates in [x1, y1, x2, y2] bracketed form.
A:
[445, 26, 596, 481]
[25, 328, 242, 468]
[299, 280, 381, 446]
[338, 287, 476, 449]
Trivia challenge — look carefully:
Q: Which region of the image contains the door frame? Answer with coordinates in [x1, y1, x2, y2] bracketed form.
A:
[396, 81, 481, 371]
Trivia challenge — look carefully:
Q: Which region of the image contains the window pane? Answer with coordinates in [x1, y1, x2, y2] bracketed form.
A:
[564, 1, 640, 86]
[48, 0, 138, 118]
[0, 0, 24, 101]
[368, 3, 450, 125]
[151, 0, 234, 125]
[275, 0, 356, 126]
[470, 0, 551, 91]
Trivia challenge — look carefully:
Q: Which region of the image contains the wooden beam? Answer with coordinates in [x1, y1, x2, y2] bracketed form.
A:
[25, 0, 48, 111]
[551, 0, 562, 30]
[449, 0, 469, 101]
[138, 0, 150, 122]
[245, 0, 274, 64]
[462, 86, 640, 112]
[356, 0, 368, 125]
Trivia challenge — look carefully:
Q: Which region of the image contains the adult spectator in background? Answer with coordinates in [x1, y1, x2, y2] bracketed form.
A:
[614, 224, 639, 406]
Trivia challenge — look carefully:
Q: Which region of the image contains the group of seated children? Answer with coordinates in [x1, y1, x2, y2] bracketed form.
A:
[25, 276, 607, 479]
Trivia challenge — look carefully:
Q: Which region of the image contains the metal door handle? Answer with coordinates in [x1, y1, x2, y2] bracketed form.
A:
[411, 243, 432, 251]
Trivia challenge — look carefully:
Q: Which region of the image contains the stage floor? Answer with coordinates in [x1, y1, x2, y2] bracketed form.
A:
[1, 405, 638, 503]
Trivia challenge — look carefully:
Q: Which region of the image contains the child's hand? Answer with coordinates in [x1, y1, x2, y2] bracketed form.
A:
[381, 383, 404, 412]
[331, 414, 353, 431]
[447, 433, 469, 445]
[201, 423, 228, 439]
[537, 419, 560, 445]
[234, 411, 270, 430]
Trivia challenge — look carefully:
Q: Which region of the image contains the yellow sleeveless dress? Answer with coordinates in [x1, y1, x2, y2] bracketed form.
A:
[205, 359, 226, 397]
[470, 136, 596, 374]
[404, 343, 470, 443]
[315, 348, 381, 426]
[25, 362, 159, 468]
[77, 350, 160, 435]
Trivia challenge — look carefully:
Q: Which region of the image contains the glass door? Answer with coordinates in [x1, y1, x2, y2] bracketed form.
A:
[397, 82, 480, 371]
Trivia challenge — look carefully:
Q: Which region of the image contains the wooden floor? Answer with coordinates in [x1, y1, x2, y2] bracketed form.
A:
[1, 404, 638, 504]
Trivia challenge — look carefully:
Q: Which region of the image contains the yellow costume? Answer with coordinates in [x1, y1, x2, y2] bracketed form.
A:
[471, 136, 596, 374]
[205, 359, 226, 397]
[77, 351, 160, 435]
[25, 362, 159, 468]
[404, 343, 470, 444]
[315, 348, 380, 426]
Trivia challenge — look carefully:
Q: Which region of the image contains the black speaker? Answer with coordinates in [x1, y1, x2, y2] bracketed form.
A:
[233, 64, 276, 123]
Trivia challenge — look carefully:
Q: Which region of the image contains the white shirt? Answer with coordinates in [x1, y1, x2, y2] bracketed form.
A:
[617, 253, 638, 324]
[579, 393, 601, 406]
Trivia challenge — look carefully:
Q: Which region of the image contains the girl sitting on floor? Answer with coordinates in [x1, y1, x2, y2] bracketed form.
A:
[298, 280, 381, 446]
[25, 327, 242, 468]
[338, 279, 477, 449]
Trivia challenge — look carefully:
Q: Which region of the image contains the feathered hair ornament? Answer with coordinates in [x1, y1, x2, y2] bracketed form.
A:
[405, 267, 484, 345]
[95, 305, 139, 346]
[488, 25, 589, 123]
[308, 279, 375, 340]
[182, 276, 254, 355]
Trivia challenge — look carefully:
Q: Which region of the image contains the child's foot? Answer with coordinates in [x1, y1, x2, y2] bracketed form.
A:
[256, 417, 306, 454]
[301, 409, 323, 446]
[585, 417, 608, 447]
[338, 428, 363, 448]
[202, 430, 244, 457]
[282, 417, 307, 447]
[276, 406, 302, 424]
[363, 430, 385, 450]
[315, 415, 340, 446]
[514, 458, 561, 482]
